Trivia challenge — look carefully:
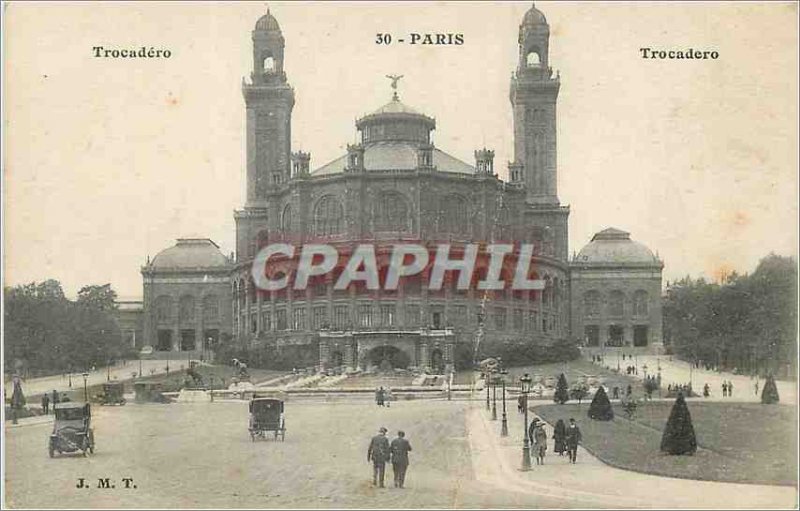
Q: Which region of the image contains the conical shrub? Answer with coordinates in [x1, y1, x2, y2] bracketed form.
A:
[553, 373, 569, 404]
[761, 374, 780, 404]
[660, 393, 697, 455]
[588, 385, 614, 421]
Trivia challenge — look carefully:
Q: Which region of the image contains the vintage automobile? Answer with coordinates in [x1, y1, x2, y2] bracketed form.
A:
[99, 382, 126, 406]
[248, 397, 286, 441]
[49, 402, 95, 457]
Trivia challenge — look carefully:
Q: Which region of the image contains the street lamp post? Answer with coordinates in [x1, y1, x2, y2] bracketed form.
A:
[139, 355, 143, 378]
[107, 360, 111, 382]
[485, 372, 490, 411]
[68, 370, 72, 388]
[520, 373, 532, 471]
[491, 371, 498, 421]
[500, 369, 508, 437]
[82, 372, 89, 402]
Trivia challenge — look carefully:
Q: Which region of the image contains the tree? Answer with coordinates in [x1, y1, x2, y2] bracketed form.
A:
[660, 393, 697, 455]
[553, 373, 569, 404]
[761, 374, 780, 404]
[588, 386, 614, 421]
[77, 284, 118, 312]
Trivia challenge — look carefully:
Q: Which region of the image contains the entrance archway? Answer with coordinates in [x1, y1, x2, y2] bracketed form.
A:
[430, 348, 445, 374]
[331, 350, 344, 367]
[364, 345, 410, 371]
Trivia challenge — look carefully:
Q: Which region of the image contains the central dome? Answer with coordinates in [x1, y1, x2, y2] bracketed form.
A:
[150, 239, 230, 270]
[575, 228, 661, 266]
[355, 96, 436, 146]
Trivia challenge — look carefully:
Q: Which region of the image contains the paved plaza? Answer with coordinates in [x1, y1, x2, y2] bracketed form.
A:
[5, 395, 797, 509]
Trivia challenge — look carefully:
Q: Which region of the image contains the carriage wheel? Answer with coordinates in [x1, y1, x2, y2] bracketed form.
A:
[82, 439, 90, 457]
[250, 431, 255, 442]
[280, 430, 285, 442]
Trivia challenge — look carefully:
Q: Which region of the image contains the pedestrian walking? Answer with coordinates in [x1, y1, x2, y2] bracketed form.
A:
[703, 383, 710, 397]
[375, 387, 385, 407]
[41, 393, 50, 415]
[532, 421, 548, 465]
[517, 395, 525, 414]
[754, 380, 759, 396]
[722, 381, 728, 397]
[626, 384, 632, 397]
[565, 418, 582, 464]
[367, 427, 390, 488]
[553, 419, 567, 456]
[389, 430, 412, 488]
[51, 389, 60, 407]
[728, 380, 733, 397]
[385, 388, 393, 408]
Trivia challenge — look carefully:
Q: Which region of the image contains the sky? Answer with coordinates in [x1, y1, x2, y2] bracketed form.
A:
[4, 1, 798, 299]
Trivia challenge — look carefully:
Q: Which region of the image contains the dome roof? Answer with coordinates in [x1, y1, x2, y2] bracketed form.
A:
[255, 11, 281, 32]
[312, 142, 473, 176]
[370, 98, 422, 116]
[522, 3, 548, 26]
[150, 239, 230, 270]
[575, 228, 660, 265]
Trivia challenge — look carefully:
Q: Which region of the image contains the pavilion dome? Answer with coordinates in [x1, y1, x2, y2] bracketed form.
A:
[255, 11, 281, 32]
[522, 3, 548, 26]
[575, 228, 660, 265]
[150, 239, 230, 269]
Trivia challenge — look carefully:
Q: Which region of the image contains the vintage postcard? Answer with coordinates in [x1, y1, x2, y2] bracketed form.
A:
[2, 1, 798, 509]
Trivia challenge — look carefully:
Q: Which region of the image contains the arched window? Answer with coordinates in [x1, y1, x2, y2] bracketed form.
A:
[154, 296, 173, 323]
[608, 290, 625, 317]
[438, 194, 468, 235]
[583, 290, 600, 317]
[633, 290, 649, 316]
[374, 192, 409, 232]
[263, 55, 275, 72]
[203, 294, 219, 321]
[281, 204, 292, 234]
[526, 51, 541, 67]
[314, 195, 345, 236]
[179, 295, 195, 323]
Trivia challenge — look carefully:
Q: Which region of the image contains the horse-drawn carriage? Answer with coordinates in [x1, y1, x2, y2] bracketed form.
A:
[49, 402, 95, 457]
[248, 397, 285, 441]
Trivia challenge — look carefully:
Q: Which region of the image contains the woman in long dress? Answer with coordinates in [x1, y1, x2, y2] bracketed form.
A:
[553, 419, 567, 456]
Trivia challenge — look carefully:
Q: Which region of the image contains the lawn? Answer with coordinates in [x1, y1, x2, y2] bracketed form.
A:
[535, 401, 798, 486]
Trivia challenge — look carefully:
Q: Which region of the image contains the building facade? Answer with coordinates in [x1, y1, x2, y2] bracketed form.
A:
[136, 5, 664, 369]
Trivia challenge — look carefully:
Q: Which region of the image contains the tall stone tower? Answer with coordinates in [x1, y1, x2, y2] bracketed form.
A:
[243, 10, 295, 205]
[510, 3, 561, 205]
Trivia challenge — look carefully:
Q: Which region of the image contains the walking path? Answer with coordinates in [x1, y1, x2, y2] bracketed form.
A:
[5, 359, 183, 399]
[599, 355, 797, 405]
[466, 402, 797, 508]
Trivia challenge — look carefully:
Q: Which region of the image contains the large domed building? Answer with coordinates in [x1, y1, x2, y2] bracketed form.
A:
[136, 4, 663, 367]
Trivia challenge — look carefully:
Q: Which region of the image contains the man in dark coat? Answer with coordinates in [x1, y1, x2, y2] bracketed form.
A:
[565, 417, 582, 464]
[41, 393, 50, 415]
[389, 430, 412, 488]
[367, 427, 390, 487]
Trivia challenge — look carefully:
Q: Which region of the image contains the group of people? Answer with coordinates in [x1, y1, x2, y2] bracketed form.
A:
[527, 417, 583, 464]
[666, 382, 692, 394]
[367, 427, 412, 488]
[374, 387, 393, 407]
[721, 380, 735, 397]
